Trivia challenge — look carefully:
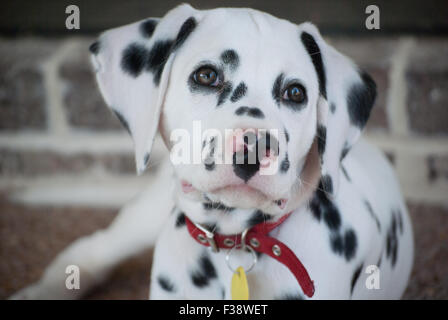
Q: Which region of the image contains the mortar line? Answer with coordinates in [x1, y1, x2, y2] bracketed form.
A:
[42, 39, 80, 135]
[385, 37, 415, 136]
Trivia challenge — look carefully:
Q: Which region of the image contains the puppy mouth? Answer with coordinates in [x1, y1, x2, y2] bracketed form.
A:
[181, 180, 288, 210]
[211, 183, 267, 199]
[211, 184, 288, 210]
[183, 184, 288, 210]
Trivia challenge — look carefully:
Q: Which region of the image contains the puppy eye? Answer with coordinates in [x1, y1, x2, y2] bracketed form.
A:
[283, 84, 306, 103]
[193, 67, 220, 87]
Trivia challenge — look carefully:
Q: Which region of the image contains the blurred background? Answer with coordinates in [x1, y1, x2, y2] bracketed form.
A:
[0, 0, 447, 299]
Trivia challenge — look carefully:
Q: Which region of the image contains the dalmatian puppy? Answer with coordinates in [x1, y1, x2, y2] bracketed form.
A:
[12, 4, 413, 300]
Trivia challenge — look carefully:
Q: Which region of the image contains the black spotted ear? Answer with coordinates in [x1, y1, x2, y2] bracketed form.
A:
[90, 4, 198, 174]
[299, 23, 377, 196]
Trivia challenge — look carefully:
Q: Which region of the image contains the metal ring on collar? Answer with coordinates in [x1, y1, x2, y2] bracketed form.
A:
[225, 244, 258, 274]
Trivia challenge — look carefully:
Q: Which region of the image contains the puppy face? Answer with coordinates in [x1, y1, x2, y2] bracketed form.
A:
[91, 4, 376, 217]
[161, 9, 320, 213]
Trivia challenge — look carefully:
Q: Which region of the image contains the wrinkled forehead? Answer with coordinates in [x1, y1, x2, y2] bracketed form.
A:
[176, 8, 317, 81]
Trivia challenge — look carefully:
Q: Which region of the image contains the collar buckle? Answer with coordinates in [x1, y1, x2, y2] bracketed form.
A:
[193, 222, 219, 253]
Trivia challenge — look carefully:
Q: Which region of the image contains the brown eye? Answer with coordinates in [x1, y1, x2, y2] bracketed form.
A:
[193, 67, 219, 87]
[283, 84, 306, 103]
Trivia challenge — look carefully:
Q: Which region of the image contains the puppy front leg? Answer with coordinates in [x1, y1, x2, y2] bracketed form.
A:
[11, 160, 174, 299]
[10, 228, 123, 300]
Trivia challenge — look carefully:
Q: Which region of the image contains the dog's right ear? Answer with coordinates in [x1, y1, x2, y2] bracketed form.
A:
[298, 23, 376, 197]
[90, 4, 198, 174]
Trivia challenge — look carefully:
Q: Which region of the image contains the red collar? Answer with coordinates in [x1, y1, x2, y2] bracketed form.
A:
[185, 212, 315, 298]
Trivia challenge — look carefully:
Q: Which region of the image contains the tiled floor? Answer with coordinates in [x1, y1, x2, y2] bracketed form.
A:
[0, 199, 447, 299]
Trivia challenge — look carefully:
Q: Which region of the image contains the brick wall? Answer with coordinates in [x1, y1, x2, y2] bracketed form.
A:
[0, 36, 447, 208]
[0, 37, 166, 207]
[1, 34, 448, 300]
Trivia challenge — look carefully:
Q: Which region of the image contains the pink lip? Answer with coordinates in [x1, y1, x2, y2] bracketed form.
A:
[212, 183, 268, 199]
[181, 180, 195, 193]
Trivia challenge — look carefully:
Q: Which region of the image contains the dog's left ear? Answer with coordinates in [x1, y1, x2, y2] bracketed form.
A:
[299, 23, 377, 197]
[90, 4, 198, 174]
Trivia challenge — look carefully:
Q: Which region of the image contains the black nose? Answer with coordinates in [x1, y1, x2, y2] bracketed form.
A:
[232, 132, 278, 182]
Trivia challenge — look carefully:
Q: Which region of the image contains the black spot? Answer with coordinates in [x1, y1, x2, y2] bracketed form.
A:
[320, 174, 333, 195]
[190, 253, 217, 288]
[344, 229, 358, 261]
[324, 202, 357, 261]
[191, 272, 209, 288]
[112, 110, 131, 135]
[340, 143, 351, 161]
[279, 293, 304, 300]
[284, 129, 290, 143]
[248, 108, 264, 118]
[328, 225, 357, 261]
[323, 204, 341, 231]
[272, 73, 284, 105]
[89, 41, 100, 55]
[157, 275, 176, 292]
[143, 18, 197, 85]
[235, 106, 248, 116]
[364, 200, 381, 232]
[330, 103, 336, 113]
[230, 82, 247, 103]
[347, 71, 377, 128]
[280, 153, 290, 173]
[377, 253, 382, 268]
[173, 17, 197, 51]
[205, 161, 215, 171]
[143, 153, 150, 166]
[350, 264, 363, 295]
[234, 106, 264, 119]
[139, 19, 157, 38]
[309, 181, 340, 228]
[395, 209, 404, 234]
[175, 212, 186, 228]
[217, 82, 233, 106]
[121, 43, 148, 77]
[317, 125, 326, 157]
[246, 210, 272, 228]
[386, 213, 399, 267]
[341, 165, 351, 182]
[330, 233, 344, 255]
[221, 49, 239, 70]
[203, 201, 234, 212]
[146, 40, 174, 85]
[301, 32, 326, 99]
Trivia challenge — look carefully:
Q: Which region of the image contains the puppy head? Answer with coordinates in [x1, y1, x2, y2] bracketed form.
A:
[90, 4, 376, 216]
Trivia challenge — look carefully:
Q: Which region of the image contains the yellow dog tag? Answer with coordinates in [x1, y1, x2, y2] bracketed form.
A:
[231, 266, 249, 300]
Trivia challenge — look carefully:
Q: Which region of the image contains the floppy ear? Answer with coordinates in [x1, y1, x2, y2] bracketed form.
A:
[299, 23, 376, 196]
[90, 4, 198, 174]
